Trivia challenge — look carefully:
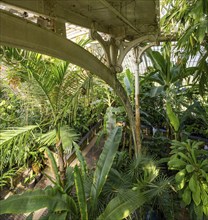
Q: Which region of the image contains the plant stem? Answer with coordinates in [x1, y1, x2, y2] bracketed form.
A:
[135, 60, 141, 157]
[55, 123, 65, 186]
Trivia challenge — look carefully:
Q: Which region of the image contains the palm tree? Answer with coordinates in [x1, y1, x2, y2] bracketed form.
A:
[1, 45, 93, 184]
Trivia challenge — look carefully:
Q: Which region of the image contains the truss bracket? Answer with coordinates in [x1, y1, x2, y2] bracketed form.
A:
[133, 42, 156, 64]
[90, 30, 158, 73]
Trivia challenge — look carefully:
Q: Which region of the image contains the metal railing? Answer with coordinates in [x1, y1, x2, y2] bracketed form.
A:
[66, 120, 102, 165]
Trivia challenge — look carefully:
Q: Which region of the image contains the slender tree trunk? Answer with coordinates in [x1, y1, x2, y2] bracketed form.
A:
[55, 123, 65, 186]
[112, 76, 137, 156]
[80, 61, 139, 157]
[134, 61, 141, 156]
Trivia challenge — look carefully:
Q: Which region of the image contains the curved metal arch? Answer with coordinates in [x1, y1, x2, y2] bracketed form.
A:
[0, 10, 115, 86]
[0, 9, 139, 155]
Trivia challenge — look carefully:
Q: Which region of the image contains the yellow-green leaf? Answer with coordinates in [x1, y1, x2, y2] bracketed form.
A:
[178, 177, 186, 190]
[175, 169, 186, 183]
[186, 164, 195, 173]
[201, 189, 208, 206]
[166, 102, 180, 132]
[182, 187, 192, 205]
[192, 184, 201, 206]
[189, 174, 197, 192]
[203, 205, 208, 216]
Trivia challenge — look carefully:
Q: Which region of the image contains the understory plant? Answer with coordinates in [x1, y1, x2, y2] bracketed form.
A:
[0, 126, 173, 220]
[1, 46, 94, 184]
[168, 139, 208, 219]
[0, 125, 39, 188]
[0, 127, 122, 219]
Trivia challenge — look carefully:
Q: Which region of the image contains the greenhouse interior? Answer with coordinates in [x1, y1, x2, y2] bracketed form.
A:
[0, 0, 208, 219]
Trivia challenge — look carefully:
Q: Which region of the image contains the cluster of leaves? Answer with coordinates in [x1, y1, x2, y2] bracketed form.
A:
[0, 126, 38, 171]
[161, 0, 208, 53]
[0, 127, 173, 219]
[0, 87, 26, 129]
[168, 140, 208, 218]
[0, 45, 109, 187]
[142, 44, 208, 139]
[161, 0, 208, 95]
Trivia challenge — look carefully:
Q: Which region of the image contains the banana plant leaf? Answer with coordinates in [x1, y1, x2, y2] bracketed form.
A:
[90, 127, 122, 211]
[166, 102, 180, 132]
[97, 189, 147, 220]
[0, 186, 76, 214]
[74, 166, 88, 220]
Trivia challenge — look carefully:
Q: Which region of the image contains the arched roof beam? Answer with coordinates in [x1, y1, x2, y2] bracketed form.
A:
[0, 0, 109, 34]
[0, 10, 112, 85]
[0, 10, 137, 148]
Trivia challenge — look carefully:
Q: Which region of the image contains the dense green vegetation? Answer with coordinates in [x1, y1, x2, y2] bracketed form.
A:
[0, 0, 208, 219]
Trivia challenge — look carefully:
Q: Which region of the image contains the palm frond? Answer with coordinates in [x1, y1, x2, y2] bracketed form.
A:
[145, 175, 173, 198]
[38, 126, 79, 154]
[0, 125, 38, 169]
[1, 46, 95, 126]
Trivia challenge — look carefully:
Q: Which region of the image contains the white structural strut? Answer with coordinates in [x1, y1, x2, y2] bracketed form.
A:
[90, 28, 158, 73]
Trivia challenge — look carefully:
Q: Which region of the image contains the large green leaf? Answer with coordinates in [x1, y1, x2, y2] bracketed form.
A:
[43, 147, 61, 187]
[175, 169, 186, 183]
[123, 69, 133, 96]
[104, 107, 117, 134]
[90, 127, 122, 211]
[189, 174, 198, 192]
[192, 183, 201, 206]
[97, 189, 146, 220]
[182, 187, 192, 205]
[0, 186, 74, 214]
[166, 102, 180, 132]
[73, 142, 87, 179]
[74, 166, 88, 220]
[147, 50, 166, 76]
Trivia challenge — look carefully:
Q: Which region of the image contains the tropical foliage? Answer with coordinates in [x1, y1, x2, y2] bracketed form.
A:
[0, 0, 208, 219]
[0, 127, 172, 219]
[168, 140, 208, 218]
